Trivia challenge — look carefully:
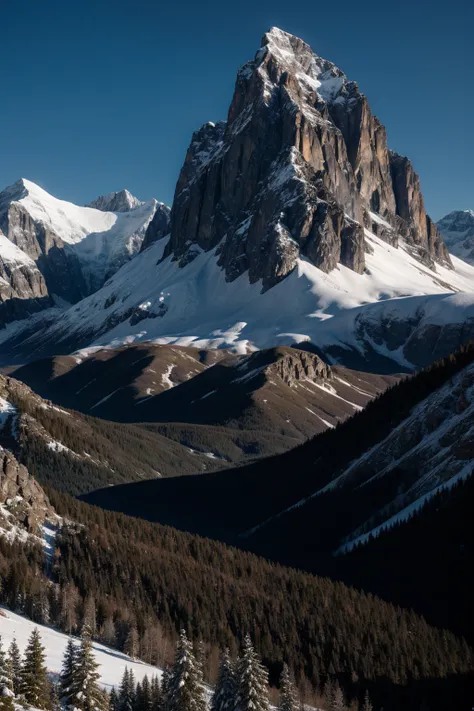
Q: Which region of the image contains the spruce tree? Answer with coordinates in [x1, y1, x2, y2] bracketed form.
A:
[20, 628, 50, 710]
[331, 682, 346, 711]
[211, 649, 236, 711]
[0, 635, 14, 711]
[7, 639, 22, 696]
[110, 687, 120, 711]
[150, 676, 161, 711]
[234, 635, 269, 711]
[119, 668, 135, 711]
[74, 635, 105, 711]
[60, 638, 79, 709]
[278, 664, 298, 711]
[138, 675, 152, 711]
[167, 630, 207, 711]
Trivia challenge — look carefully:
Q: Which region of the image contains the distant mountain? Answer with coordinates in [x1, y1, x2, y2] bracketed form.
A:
[87, 188, 144, 212]
[1, 28, 472, 369]
[0, 179, 169, 322]
[437, 209, 474, 265]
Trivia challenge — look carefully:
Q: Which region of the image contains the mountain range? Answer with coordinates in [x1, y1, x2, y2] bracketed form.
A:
[0, 27, 472, 373]
[0, 25, 473, 710]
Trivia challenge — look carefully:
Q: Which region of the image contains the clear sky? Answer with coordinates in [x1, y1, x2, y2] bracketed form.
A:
[1, 0, 471, 220]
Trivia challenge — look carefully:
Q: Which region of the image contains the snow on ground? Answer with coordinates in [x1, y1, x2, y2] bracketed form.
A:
[0, 607, 163, 691]
[11, 223, 474, 363]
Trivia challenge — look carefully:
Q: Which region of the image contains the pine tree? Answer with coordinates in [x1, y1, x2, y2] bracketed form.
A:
[138, 675, 152, 711]
[278, 664, 298, 711]
[331, 682, 346, 711]
[20, 628, 50, 709]
[60, 638, 79, 709]
[360, 690, 373, 711]
[7, 638, 22, 696]
[119, 668, 135, 711]
[0, 635, 14, 711]
[150, 676, 161, 711]
[110, 687, 120, 711]
[74, 636, 105, 711]
[234, 635, 269, 711]
[167, 630, 207, 711]
[211, 649, 236, 711]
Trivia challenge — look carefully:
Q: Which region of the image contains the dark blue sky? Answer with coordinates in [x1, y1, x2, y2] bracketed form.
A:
[1, 0, 471, 220]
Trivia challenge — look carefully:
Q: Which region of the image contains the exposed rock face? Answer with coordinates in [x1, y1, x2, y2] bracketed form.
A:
[0, 228, 51, 323]
[140, 203, 171, 251]
[262, 347, 332, 386]
[168, 27, 452, 289]
[0, 187, 87, 304]
[437, 210, 474, 265]
[87, 189, 144, 212]
[0, 448, 53, 533]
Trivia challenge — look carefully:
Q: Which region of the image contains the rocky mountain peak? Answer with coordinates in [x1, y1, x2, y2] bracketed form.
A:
[167, 27, 451, 291]
[88, 189, 144, 212]
[437, 209, 474, 265]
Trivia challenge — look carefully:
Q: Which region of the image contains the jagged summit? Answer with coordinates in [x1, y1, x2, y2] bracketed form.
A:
[168, 27, 451, 290]
[88, 189, 144, 212]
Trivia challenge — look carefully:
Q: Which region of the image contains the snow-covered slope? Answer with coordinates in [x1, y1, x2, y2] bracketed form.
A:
[0, 607, 163, 691]
[437, 209, 474, 265]
[0, 179, 162, 298]
[8, 222, 473, 370]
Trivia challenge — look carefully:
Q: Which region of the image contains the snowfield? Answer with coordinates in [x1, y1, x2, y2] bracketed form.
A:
[0, 607, 163, 691]
[9, 221, 474, 367]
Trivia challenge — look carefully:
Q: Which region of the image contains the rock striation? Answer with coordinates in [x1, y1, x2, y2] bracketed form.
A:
[167, 27, 452, 289]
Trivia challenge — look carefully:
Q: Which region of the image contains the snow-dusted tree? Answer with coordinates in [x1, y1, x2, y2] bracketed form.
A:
[360, 690, 373, 711]
[109, 687, 120, 711]
[119, 668, 135, 711]
[150, 676, 161, 711]
[211, 649, 236, 711]
[20, 628, 50, 709]
[167, 630, 207, 711]
[330, 681, 346, 711]
[59, 638, 79, 708]
[278, 664, 298, 711]
[124, 625, 139, 660]
[7, 638, 22, 696]
[234, 635, 269, 711]
[74, 635, 106, 711]
[0, 636, 14, 711]
[136, 675, 152, 711]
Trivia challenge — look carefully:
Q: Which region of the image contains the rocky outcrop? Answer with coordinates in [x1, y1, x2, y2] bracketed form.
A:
[140, 203, 171, 251]
[0, 197, 87, 303]
[87, 189, 144, 212]
[263, 347, 332, 386]
[0, 448, 53, 533]
[167, 27, 452, 289]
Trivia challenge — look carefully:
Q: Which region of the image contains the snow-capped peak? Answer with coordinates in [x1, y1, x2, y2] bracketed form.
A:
[88, 189, 145, 213]
[437, 209, 474, 265]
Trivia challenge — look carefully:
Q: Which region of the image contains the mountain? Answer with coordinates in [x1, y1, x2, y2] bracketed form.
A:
[437, 209, 474, 265]
[87, 188, 145, 212]
[82, 344, 474, 636]
[1, 28, 472, 369]
[0, 179, 168, 320]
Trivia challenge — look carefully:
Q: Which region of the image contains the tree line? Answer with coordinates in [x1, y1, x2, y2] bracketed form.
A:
[0, 626, 376, 711]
